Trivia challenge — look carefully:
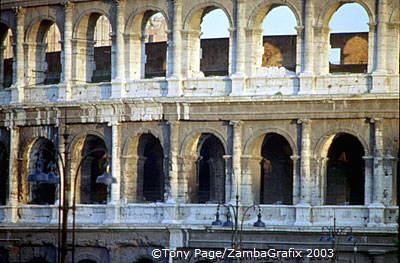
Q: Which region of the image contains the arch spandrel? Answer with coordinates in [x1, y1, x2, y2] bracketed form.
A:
[183, 0, 233, 31]
[246, 0, 303, 30]
[179, 127, 228, 157]
[315, 0, 375, 28]
[243, 128, 297, 157]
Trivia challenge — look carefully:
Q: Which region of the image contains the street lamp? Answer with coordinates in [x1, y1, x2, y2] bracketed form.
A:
[319, 217, 356, 263]
[211, 194, 265, 250]
[27, 136, 116, 263]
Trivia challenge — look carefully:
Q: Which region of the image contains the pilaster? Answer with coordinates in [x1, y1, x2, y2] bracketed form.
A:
[111, 0, 126, 98]
[298, 119, 312, 204]
[166, 121, 180, 202]
[11, 7, 25, 103]
[61, 1, 74, 100]
[230, 120, 242, 202]
[6, 125, 19, 223]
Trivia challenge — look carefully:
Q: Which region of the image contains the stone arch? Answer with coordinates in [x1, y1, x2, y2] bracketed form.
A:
[316, 0, 375, 29]
[324, 133, 365, 205]
[243, 130, 295, 205]
[75, 251, 103, 263]
[24, 17, 62, 85]
[0, 22, 13, 89]
[182, 2, 233, 77]
[247, 0, 302, 30]
[180, 129, 227, 203]
[125, 7, 169, 79]
[122, 131, 165, 203]
[314, 128, 370, 158]
[69, 132, 108, 204]
[23, 137, 57, 205]
[314, 1, 374, 74]
[72, 9, 113, 83]
[180, 128, 227, 157]
[243, 128, 297, 156]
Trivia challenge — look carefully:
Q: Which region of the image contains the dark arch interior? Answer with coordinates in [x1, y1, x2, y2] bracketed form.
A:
[29, 138, 56, 205]
[196, 133, 225, 203]
[28, 257, 49, 263]
[91, 14, 111, 83]
[134, 256, 154, 263]
[80, 135, 108, 204]
[260, 133, 293, 204]
[326, 133, 365, 205]
[0, 142, 9, 205]
[0, 23, 13, 88]
[137, 134, 164, 202]
[78, 260, 97, 263]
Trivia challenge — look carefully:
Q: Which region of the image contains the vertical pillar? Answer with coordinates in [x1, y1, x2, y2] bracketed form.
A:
[372, 118, 385, 204]
[6, 125, 19, 223]
[167, 121, 180, 202]
[111, 0, 126, 98]
[295, 26, 304, 74]
[167, 0, 183, 96]
[125, 33, 141, 80]
[11, 7, 25, 103]
[230, 121, 242, 202]
[62, 1, 73, 100]
[291, 155, 300, 204]
[298, 119, 312, 204]
[302, 0, 314, 74]
[374, 0, 389, 73]
[110, 123, 121, 203]
[367, 23, 376, 74]
[231, 0, 246, 75]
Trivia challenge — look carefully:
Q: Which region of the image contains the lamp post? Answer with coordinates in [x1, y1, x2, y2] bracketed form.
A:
[27, 128, 116, 263]
[211, 194, 265, 250]
[319, 217, 356, 263]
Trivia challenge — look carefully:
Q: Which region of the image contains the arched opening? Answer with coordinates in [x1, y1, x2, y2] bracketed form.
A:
[143, 12, 167, 78]
[0, 142, 9, 205]
[260, 133, 293, 204]
[137, 134, 164, 202]
[78, 260, 97, 263]
[328, 3, 369, 74]
[0, 23, 13, 89]
[261, 6, 297, 73]
[28, 138, 57, 205]
[26, 20, 62, 85]
[325, 133, 365, 205]
[79, 135, 108, 204]
[195, 134, 225, 203]
[184, 7, 230, 77]
[200, 9, 230, 76]
[74, 13, 111, 83]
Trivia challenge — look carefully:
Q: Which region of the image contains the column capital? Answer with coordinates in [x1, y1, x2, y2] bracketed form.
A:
[229, 120, 242, 127]
[297, 118, 311, 125]
[13, 6, 26, 17]
[295, 26, 304, 33]
[290, 155, 300, 161]
[369, 117, 383, 124]
[61, 1, 75, 9]
[166, 120, 180, 127]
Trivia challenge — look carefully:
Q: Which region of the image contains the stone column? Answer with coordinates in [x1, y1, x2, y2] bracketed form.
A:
[374, 0, 389, 74]
[231, 0, 246, 76]
[295, 26, 304, 74]
[11, 7, 25, 103]
[230, 121, 242, 202]
[241, 155, 262, 205]
[168, 0, 182, 78]
[301, 0, 314, 74]
[62, 1, 74, 100]
[298, 119, 312, 204]
[367, 22, 376, 73]
[166, 121, 180, 202]
[245, 28, 263, 76]
[363, 155, 374, 205]
[290, 155, 300, 204]
[223, 155, 232, 202]
[371, 118, 385, 204]
[386, 22, 400, 75]
[182, 30, 202, 78]
[110, 123, 121, 203]
[6, 126, 19, 223]
[111, 0, 126, 98]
